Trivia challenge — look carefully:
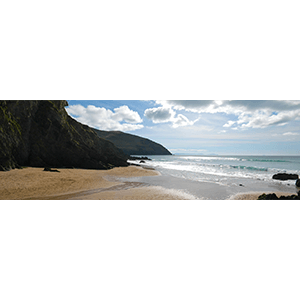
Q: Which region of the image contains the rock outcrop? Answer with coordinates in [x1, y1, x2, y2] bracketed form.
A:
[129, 156, 152, 161]
[0, 100, 128, 171]
[95, 130, 172, 156]
[258, 193, 300, 200]
[272, 173, 299, 181]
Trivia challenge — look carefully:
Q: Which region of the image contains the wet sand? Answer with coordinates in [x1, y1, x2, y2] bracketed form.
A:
[0, 166, 194, 200]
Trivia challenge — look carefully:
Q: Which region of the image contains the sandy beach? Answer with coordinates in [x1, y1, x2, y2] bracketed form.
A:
[0, 166, 195, 200]
[1, 166, 298, 200]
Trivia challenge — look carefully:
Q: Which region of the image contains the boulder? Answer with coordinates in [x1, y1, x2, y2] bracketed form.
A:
[296, 179, 300, 187]
[272, 173, 299, 181]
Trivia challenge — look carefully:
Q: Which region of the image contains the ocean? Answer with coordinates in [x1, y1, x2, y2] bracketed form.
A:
[127, 155, 300, 199]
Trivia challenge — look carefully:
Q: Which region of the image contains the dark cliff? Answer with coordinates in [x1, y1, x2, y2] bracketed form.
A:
[95, 130, 172, 156]
[0, 100, 129, 171]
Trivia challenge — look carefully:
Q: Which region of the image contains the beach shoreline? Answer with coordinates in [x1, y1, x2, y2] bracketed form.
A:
[0, 166, 298, 200]
[0, 166, 195, 200]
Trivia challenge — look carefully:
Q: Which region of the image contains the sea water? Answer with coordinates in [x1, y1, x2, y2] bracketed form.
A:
[128, 155, 300, 189]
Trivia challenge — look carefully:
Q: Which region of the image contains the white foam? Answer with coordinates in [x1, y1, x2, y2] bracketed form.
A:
[129, 156, 300, 187]
[181, 156, 241, 161]
[150, 186, 198, 200]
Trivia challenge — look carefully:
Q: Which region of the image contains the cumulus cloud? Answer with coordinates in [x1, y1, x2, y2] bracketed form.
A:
[144, 106, 198, 128]
[66, 104, 143, 131]
[144, 107, 176, 123]
[153, 100, 300, 129]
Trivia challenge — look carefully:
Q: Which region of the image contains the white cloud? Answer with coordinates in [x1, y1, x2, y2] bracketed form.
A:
[153, 100, 300, 129]
[283, 132, 299, 136]
[66, 104, 143, 131]
[223, 120, 236, 128]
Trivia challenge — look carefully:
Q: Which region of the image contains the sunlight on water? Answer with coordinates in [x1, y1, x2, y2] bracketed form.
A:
[128, 155, 300, 186]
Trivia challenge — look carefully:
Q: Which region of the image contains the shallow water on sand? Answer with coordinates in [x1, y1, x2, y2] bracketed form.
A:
[128, 155, 300, 199]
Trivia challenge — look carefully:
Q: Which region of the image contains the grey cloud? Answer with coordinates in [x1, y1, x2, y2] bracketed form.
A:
[144, 106, 198, 128]
[144, 107, 175, 123]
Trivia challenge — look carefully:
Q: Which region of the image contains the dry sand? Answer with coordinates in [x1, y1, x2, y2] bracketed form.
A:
[0, 166, 194, 200]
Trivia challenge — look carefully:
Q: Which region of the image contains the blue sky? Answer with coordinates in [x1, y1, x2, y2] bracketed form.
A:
[66, 100, 300, 155]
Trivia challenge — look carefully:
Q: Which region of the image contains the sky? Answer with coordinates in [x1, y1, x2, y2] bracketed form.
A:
[66, 100, 300, 156]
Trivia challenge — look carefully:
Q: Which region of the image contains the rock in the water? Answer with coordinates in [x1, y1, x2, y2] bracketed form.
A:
[129, 156, 152, 161]
[296, 179, 300, 187]
[140, 160, 146, 164]
[272, 173, 299, 181]
[0, 100, 129, 171]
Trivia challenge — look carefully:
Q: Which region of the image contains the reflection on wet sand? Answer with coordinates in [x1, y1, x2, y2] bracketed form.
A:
[27, 181, 150, 200]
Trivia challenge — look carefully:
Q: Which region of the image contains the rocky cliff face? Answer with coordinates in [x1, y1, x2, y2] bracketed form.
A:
[0, 100, 129, 171]
[95, 130, 172, 156]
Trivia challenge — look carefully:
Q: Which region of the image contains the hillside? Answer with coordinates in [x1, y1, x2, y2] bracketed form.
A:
[0, 100, 129, 171]
[95, 130, 172, 156]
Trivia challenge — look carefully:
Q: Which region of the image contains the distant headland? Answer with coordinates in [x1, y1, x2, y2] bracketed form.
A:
[95, 130, 172, 156]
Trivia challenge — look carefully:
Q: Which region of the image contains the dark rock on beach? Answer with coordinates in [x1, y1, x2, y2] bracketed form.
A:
[272, 173, 299, 181]
[296, 179, 300, 187]
[0, 100, 129, 171]
[43, 167, 60, 173]
[258, 192, 300, 200]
